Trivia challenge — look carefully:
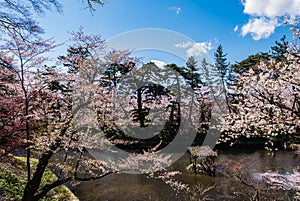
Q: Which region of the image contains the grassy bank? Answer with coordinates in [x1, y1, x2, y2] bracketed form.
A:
[0, 155, 78, 201]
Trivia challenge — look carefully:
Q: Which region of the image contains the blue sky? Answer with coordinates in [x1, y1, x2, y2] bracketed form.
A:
[38, 0, 297, 65]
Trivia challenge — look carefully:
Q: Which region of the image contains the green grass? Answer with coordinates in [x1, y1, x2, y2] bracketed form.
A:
[0, 155, 78, 201]
[0, 164, 26, 200]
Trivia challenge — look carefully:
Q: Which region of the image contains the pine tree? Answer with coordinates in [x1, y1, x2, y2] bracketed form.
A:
[214, 45, 229, 82]
[271, 35, 289, 62]
[213, 45, 232, 113]
[129, 62, 171, 128]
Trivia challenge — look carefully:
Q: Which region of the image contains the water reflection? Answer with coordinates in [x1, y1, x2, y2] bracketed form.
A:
[71, 150, 300, 201]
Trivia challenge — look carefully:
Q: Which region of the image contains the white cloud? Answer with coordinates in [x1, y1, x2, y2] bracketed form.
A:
[234, 25, 239, 32]
[187, 42, 213, 57]
[242, 0, 300, 17]
[175, 41, 193, 48]
[151, 60, 166, 68]
[175, 41, 213, 57]
[169, 6, 181, 14]
[238, 0, 300, 40]
[241, 17, 278, 40]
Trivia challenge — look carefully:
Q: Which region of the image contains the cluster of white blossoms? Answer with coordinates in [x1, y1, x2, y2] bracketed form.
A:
[220, 51, 300, 143]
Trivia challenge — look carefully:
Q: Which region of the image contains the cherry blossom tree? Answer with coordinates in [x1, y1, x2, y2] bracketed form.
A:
[20, 29, 113, 201]
[0, 20, 59, 179]
[220, 28, 300, 146]
[0, 23, 118, 200]
[0, 57, 24, 155]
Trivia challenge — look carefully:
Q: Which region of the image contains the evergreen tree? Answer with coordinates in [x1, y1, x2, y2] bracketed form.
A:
[185, 56, 203, 89]
[168, 57, 203, 122]
[100, 50, 136, 93]
[214, 45, 229, 82]
[168, 56, 202, 89]
[131, 83, 170, 127]
[213, 45, 233, 113]
[271, 35, 289, 62]
[231, 52, 270, 74]
[129, 62, 171, 128]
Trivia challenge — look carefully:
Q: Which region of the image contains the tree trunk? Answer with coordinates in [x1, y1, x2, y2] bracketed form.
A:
[22, 151, 53, 201]
[137, 88, 145, 127]
[22, 127, 67, 201]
